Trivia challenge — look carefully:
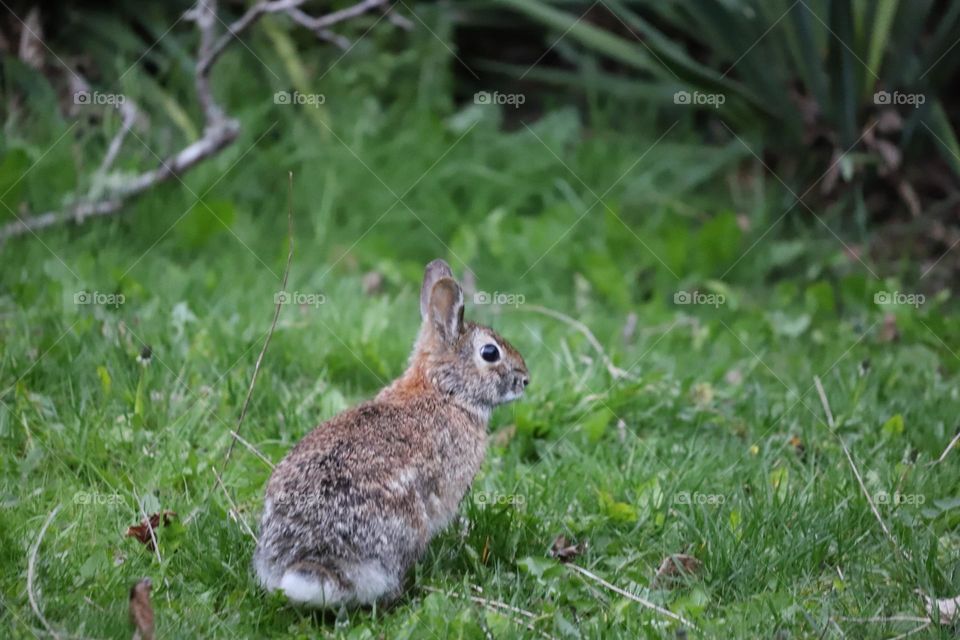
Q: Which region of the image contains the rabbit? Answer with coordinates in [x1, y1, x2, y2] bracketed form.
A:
[253, 259, 529, 607]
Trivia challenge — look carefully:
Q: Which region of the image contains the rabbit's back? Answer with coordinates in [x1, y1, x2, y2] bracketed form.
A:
[253, 394, 487, 604]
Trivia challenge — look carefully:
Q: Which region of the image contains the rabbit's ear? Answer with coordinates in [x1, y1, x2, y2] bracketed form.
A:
[426, 278, 464, 344]
[420, 259, 454, 320]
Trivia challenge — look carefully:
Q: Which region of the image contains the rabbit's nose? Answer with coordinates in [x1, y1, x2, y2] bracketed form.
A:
[513, 370, 529, 389]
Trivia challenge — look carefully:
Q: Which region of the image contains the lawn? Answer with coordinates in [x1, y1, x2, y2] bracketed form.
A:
[2, 4, 959, 639]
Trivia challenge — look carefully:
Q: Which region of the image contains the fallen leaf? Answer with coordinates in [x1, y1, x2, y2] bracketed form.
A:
[652, 553, 702, 587]
[126, 511, 176, 550]
[549, 535, 584, 563]
[129, 578, 154, 640]
[923, 593, 960, 624]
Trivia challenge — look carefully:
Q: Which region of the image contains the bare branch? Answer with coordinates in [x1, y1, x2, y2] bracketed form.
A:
[283, 0, 387, 32]
[96, 98, 138, 177]
[1, 0, 391, 242]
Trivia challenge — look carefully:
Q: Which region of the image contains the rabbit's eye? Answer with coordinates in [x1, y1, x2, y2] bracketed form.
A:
[480, 344, 501, 363]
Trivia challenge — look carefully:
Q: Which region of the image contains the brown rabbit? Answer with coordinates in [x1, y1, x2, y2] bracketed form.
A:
[253, 259, 529, 607]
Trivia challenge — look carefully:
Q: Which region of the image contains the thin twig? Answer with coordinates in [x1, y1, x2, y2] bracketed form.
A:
[567, 564, 697, 629]
[839, 615, 929, 623]
[517, 304, 632, 379]
[888, 623, 931, 640]
[133, 491, 163, 565]
[28, 505, 62, 640]
[211, 467, 259, 543]
[930, 428, 960, 466]
[222, 171, 294, 471]
[813, 376, 909, 563]
[422, 586, 556, 640]
[95, 98, 138, 178]
[229, 430, 275, 469]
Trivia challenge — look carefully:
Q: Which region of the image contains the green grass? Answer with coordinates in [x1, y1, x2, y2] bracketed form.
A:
[2, 6, 960, 639]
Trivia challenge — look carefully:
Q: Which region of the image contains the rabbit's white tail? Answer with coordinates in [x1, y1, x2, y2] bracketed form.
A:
[279, 570, 345, 606]
[278, 560, 397, 607]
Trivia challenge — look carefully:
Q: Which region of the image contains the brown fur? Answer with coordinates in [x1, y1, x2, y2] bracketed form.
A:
[253, 260, 528, 607]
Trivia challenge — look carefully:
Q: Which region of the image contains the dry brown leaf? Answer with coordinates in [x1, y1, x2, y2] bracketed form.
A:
[652, 553, 702, 587]
[129, 578, 154, 640]
[126, 511, 176, 550]
[550, 535, 584, 563]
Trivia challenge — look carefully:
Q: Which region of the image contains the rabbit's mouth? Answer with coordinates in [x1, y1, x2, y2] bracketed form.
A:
[500, 370, 529, 403]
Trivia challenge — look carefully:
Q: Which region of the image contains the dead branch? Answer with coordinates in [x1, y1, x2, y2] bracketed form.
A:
[0, 0, 389, 242]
